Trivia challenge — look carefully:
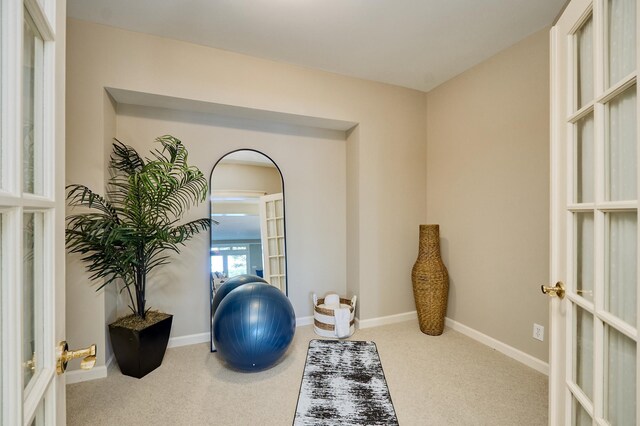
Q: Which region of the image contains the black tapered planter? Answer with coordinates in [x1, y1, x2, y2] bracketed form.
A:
[108, 314, 173, 378]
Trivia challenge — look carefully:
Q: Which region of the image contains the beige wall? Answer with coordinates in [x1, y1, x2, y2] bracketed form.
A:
[66, 19, 427, 369]
[426, 29, 550, 361]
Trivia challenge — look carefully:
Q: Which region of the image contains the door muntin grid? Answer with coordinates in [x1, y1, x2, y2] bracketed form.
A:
[566, 0, 638, 423]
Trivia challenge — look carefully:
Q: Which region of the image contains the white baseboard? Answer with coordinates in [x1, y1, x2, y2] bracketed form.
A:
[67, 314, 548, 384]
[296, 315, 314, 327]
[354, 310, 548, 376]
[167, 316, 316, 349]
[65, 365, 107, 384]
[356, 310, 418, 329]
[66, 354, 113, 385]
[106, 353, 114, 369]
[444, 317, 549, 376]
[167, 332, 210, 348]
[68, 331, 212, 385]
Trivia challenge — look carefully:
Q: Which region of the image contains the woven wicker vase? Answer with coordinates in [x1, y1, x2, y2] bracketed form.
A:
[411, 224, 449, 336]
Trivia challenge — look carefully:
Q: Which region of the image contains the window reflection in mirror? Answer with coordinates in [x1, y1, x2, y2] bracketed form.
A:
[209, 150, 287, 294]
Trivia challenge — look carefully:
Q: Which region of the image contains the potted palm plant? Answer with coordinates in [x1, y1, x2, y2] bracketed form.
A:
[66, 135, 210, 378]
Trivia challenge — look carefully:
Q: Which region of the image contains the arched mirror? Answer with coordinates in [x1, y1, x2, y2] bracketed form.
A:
[209, 149, 287, 296]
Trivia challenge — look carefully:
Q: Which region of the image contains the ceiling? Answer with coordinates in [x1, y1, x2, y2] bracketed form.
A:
[67, 0, 565, 92]
[211, 215, 261, 241]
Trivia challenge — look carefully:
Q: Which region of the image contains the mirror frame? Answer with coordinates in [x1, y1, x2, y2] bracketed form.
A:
[208, 149, 288, 352]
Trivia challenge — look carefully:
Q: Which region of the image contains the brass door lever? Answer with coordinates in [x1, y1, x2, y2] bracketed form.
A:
[24, 353, 36, 372]
[57, 341, 97, 375]
[541, 281, 565, 299]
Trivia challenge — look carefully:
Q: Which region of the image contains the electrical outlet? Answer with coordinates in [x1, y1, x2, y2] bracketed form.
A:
[533, 323, 544, 341]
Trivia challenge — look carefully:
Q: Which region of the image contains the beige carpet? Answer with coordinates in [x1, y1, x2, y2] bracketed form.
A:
[67, 321, 548, 425]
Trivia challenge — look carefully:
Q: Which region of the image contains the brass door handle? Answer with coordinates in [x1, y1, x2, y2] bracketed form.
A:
[57, 341, 97, 375]
[24, 353, 36, 372]
[541, 281, 565, 299]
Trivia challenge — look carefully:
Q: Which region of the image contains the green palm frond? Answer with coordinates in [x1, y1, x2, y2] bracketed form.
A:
[65, 136, 211, 319]
[111, 139, 145, 174]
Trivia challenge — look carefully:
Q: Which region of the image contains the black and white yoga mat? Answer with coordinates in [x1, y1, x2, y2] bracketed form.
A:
[294, 339, 399, 426]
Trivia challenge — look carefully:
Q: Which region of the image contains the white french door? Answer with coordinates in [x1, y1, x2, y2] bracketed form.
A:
[259, 192, 287, 292]
[550, 0, 639, 424]
[1, 0, 66, 424]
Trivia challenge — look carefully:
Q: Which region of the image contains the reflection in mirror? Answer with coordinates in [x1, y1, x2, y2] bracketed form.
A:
[209, 150, 287, 295]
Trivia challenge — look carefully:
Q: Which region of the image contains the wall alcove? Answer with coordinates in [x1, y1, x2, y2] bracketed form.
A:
[96, 88, 355, 362]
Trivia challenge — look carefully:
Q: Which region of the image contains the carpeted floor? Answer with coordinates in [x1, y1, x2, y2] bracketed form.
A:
[67, 320, 548, 425]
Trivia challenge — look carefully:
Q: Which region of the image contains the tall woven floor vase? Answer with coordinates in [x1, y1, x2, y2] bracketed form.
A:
[411, 224, 449, 335]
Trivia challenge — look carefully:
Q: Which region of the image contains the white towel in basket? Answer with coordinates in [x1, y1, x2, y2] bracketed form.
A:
[334, 307, 351, 338]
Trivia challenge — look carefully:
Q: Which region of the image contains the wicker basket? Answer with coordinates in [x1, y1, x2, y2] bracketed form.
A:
[313, 294, 357, 338]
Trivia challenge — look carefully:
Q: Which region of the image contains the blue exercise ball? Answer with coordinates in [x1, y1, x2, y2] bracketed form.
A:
[213, 283, 296, 371]
[211, 274, 267, 318]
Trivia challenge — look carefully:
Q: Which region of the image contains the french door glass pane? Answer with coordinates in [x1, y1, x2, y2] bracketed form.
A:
[574, 305, 594, 400]
[23, 9, 44, 195]
[606, 212, 637, 326]
[608, 0, 637, 87]
[576, 113, 595, 203]
[607, 86, 637, 201]
[23, 212, 44, 390]
[269, 257, 278, 275]
[572, 396, 592, 426]
[576, 212, 594, 300]
[604, 325, 636, 425]
[271, 277, 281, 290]
[577, 15, 594, 109]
